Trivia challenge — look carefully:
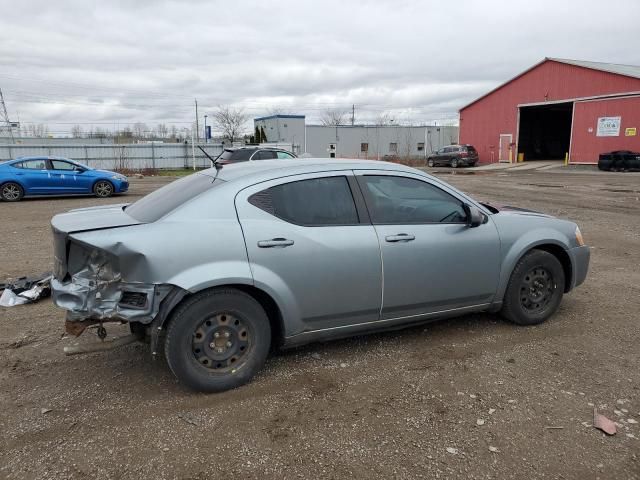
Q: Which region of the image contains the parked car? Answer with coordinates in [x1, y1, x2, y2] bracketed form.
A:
[51, 159, 589, 392]
[427, 144, 478, 168]
[598, 150, 640, 171]
[216, 147, 296, 164]
[0, 156, 128, 201]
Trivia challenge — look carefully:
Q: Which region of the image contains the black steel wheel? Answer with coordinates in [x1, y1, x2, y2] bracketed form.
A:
[94, 180, 114, 198]
[450, 158, 458, 168]
[1, 182, 24, 201]
[501, 250, 565, 325]
[164, 288, 271, 392]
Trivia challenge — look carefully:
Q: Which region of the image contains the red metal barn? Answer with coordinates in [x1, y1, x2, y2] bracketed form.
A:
[459, 58, 640, 164]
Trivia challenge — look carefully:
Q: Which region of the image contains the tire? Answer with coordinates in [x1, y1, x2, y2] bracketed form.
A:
[94, 180, 114, 198]
[427, 159, 434, 167]
[501, 250, 565, 326]
[450, 158, 458, 168]
[164, 288, 271, 392]
[1, 182, 24, 202]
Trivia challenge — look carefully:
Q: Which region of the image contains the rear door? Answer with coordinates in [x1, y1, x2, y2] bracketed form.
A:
[355, 170, 501, 319]
[235, 171, 382, 334]
[10, 159, 52, 193]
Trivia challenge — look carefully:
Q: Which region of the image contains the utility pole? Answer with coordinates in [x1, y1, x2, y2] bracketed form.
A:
[0, 88, 15, 143]
[194, 99, 199, 143]
[351, 104, 355, 126]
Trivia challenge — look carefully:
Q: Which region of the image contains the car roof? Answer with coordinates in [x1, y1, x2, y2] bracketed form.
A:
[224, 146, 286, 151]
[12, 156, 76, 162]
[202, 158, 433, 184]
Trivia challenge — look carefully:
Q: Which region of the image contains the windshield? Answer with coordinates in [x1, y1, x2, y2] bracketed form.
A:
[126, 173, 223, 222]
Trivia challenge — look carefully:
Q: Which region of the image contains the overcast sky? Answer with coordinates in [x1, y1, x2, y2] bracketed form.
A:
[2, 0, 640, 136]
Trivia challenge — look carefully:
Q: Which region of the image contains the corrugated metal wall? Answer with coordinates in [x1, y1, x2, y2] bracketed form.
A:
[571, 96, 640, 163]
[459, 60, 640, 164]
[305, 125, 459, 159]
[0, 143, 223, 170]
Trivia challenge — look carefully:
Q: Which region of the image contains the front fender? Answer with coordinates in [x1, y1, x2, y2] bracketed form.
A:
[495, 227, 572, 302]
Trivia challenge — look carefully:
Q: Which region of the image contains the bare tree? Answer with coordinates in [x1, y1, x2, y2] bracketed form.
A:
[156, 123, 168, 138]
[212, 105, 248, 143]
[71, 125, 83, 138]
[169, 125, 178, 140]
[319, 108, 347, 126]
[132, 122, 148, 139]
[374, 112, 394, 126]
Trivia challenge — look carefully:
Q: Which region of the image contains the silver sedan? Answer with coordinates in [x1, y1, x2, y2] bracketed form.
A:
[51, 160, 590, 392]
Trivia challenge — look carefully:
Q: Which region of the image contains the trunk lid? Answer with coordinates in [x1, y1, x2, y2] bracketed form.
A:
[51, 204, 142, 280]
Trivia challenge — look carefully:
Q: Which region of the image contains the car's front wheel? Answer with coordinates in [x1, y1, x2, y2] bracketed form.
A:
[94, 180, 114, 198]
[450, 158, 458, 168]
[1, 182, 24, 202]
[164, 288, 271, 392]
[501, 250, 565, 326]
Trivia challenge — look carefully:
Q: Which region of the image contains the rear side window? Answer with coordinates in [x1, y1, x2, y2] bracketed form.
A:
[276, 151, 295, 159]
[254, 150, 277, 160]
[14, 159, 47, 170]
[218, 150, 254, 162]
[249, 176, 359, 226]
[126, 173, 222, 222]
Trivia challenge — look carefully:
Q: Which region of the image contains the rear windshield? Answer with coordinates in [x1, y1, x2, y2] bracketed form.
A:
[218, 149, 254, 162]
[465, 145, 477, 152]
[125, 173, 222, 222]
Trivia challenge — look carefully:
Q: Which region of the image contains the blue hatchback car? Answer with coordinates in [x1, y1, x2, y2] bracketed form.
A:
[0, 156, 128, 201]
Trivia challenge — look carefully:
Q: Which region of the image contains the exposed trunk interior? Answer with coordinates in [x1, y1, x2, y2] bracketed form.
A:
[518, 102, 573, 160]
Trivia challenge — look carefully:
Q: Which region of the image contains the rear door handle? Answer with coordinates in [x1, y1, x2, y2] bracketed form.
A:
[385, 234, 415, 242]
[257, 238, 295, 248]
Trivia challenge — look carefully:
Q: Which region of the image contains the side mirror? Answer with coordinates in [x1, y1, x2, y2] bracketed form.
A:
[463, 203, 484, 228]
[74, 168, 85, 173]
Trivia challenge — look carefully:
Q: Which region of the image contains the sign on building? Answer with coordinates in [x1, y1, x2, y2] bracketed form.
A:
[596, 116, 621, 137]
[625, 127, 637, 137]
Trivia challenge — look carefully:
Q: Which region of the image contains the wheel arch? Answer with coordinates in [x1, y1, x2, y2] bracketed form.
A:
[530, 244, 572, 293]
[93, 177, 114, 190]
[0, 179, 26, 198]
[164, 284, 286, 350]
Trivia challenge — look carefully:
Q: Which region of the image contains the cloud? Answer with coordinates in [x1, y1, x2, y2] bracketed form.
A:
[1, 0, 639, 134]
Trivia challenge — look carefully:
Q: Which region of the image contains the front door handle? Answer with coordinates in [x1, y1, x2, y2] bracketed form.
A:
[257, 238, 295, 248]
[385, 234, 415, 243]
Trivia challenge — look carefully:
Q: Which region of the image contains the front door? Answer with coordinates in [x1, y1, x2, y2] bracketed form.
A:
[235, 172, 382, 334]
[355, 171, 501, 319]
[49, 159, 93, 193]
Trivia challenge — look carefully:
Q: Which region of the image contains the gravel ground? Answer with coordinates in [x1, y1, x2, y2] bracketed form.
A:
[0, 167, 639, 479]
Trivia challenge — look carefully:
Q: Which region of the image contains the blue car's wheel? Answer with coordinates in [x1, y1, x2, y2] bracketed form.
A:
[1, 182, 24, 202]
[94, 180, 114, 198]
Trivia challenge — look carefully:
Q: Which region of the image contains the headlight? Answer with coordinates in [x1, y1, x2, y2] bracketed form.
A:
[111, 174, 127, 181]
[575, 226, 585, 247]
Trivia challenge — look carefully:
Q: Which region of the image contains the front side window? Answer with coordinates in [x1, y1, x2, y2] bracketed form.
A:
[249, 176, 359, 226]
[14, 159, 47, 170]
[276, 151, 295, 159]
[359, 175, 467, 224]
[50, 160, 77, 170]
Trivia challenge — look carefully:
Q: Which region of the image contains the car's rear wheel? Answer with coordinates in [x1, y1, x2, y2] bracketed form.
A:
[427, 159, 435, 167]
[164, 288, 271, 392]
[450, 158, 458, 168]
[94, 180, 114, 198]
[1, 182, 24, 202]
[501, 250, 565, 326]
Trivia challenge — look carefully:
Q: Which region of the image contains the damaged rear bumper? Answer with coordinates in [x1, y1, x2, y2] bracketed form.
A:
[51, 277, 175, 324]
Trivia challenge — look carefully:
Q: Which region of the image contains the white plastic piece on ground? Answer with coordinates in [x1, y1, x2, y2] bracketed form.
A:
[0, 289, 29, 307]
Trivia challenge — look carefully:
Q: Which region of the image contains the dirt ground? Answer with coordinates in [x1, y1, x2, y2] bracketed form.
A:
[1, 166, 639, 480]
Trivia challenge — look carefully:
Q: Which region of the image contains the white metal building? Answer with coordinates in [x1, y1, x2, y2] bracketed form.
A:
[253, 115, 459, 159]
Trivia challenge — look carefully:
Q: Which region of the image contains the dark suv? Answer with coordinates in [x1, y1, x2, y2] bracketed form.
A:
[427, 144, 478, 168]
[216, 147, 296, 164]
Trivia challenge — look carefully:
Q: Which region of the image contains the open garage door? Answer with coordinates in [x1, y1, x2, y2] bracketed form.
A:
[518, 102, 573, 160]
